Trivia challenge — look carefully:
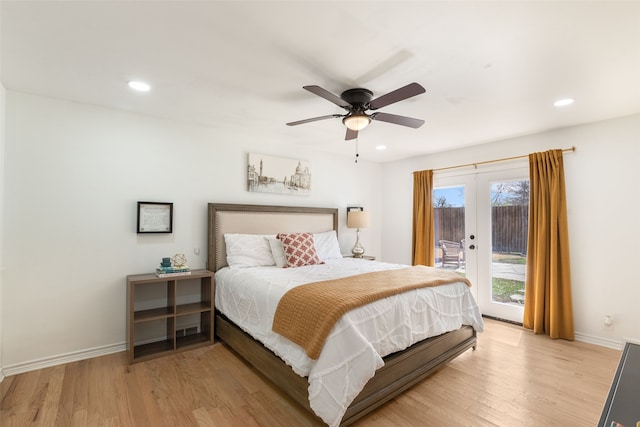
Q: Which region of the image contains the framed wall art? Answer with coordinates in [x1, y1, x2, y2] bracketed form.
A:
[247, 153, 311, 195]
[137, 201, 173, 233]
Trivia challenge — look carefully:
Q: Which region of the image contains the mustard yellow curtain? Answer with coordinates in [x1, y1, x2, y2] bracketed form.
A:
[524, 149, 574, 340]
[412, 170, 435, 266]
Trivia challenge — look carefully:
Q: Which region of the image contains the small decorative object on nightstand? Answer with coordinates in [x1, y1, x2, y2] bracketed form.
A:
[156, 255, 191, 277]
[172, 253, 187, 268]
[345, 255, 376, 261]
[347, 207, 370, 258]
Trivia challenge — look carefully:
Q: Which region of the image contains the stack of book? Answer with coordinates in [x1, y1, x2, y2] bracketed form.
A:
[155, 266, 191, 277]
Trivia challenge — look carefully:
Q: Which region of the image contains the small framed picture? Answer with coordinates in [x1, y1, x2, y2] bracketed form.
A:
[137, 202, 173, 233]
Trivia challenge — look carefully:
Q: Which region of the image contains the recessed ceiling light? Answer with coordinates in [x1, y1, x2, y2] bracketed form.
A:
[553, 98, 574, 107]
[128, 81, 151, 92]
[375, 145, 387, 151]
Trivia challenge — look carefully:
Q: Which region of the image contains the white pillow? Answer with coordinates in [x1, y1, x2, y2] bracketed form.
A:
[266, 236, 287, 268]
[224, 233, 275, 268]
[313, 230, 343, 260]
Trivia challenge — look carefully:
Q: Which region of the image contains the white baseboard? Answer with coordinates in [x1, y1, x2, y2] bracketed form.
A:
[575, 331, 623, 350]
[2, 342, 126, 377]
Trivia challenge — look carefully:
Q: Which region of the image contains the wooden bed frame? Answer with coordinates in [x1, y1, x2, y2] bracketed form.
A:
[207, 203, 477, 425]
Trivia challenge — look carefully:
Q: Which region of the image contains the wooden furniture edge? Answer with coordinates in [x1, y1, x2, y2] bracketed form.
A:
[215, 312, 476, 425]
[216, 313, 314, 413]
[344, 325, 476, 425]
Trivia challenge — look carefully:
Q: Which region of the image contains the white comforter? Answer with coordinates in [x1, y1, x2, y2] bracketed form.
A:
[214, 258, 484, 426]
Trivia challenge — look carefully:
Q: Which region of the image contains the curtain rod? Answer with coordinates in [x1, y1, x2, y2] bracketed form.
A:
[419, 146, 576, 173]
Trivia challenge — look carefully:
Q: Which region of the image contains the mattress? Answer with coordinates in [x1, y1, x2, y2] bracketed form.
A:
[215, 258, 484, 426]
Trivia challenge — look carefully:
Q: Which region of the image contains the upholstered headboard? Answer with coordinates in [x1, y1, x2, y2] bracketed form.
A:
[207, 203, 339, 271]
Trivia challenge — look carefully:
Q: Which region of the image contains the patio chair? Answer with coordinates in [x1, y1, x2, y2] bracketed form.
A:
[440, 239, 462, 268]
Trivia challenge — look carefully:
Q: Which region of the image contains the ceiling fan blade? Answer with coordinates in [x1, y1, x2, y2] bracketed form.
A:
[303, 85, 352, 108]
[286, 114, 343, 126]
[345, 128, 358, 140]
[371, 112, 425, 128]
[368, 82, 426, 110]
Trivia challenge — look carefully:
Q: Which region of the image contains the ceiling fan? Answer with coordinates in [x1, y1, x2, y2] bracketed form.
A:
[286, 82, 426, 140]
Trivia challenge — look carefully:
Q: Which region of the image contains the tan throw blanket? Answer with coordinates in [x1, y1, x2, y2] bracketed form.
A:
[272, 265, 471, 359]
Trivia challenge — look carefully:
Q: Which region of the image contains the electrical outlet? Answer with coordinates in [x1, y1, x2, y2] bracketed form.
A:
[604, 315, 613, 327]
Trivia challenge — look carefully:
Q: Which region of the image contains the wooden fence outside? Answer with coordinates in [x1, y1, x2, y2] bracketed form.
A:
[434, 206, 529, 254]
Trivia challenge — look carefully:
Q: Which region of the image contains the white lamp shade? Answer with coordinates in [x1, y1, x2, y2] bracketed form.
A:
[347, 210, 370, 228]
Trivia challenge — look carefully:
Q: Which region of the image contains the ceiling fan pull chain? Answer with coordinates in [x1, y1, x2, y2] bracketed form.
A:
[355, 139, 359, 163]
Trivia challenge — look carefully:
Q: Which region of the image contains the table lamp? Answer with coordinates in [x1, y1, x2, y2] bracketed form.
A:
[347, 209, 370, 258]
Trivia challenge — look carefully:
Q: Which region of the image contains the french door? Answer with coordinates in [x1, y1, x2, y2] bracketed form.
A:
[433, 164, 529, 323]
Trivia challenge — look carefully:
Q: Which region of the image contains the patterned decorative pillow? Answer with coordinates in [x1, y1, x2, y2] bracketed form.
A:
[277, 232, 325, 268]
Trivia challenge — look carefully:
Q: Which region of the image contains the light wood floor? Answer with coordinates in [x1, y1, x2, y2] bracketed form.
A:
[1, 318, 621, 426]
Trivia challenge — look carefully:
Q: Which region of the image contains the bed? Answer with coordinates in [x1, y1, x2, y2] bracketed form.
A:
[207, 203, 483, 426]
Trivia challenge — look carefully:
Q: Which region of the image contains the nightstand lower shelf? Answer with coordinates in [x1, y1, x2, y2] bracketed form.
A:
[177, 333, 211, 349]
[133, 340, 174, 360]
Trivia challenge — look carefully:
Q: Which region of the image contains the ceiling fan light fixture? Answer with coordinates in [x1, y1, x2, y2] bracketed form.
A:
[343, 114, 371, 131]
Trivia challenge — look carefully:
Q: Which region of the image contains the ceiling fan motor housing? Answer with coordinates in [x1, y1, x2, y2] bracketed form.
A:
[340, 88, 374, 108]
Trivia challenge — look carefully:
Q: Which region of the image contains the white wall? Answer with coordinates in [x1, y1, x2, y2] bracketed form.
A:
[381, 114, 640, 347]
[1, 91, 381, 371]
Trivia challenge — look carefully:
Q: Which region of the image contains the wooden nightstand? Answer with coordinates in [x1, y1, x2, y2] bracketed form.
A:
[126, 269, 214, 363]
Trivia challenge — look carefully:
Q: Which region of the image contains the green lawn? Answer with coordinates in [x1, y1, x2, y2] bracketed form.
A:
[492, 277, 525, 303]
[442, 252, 527, 303]
[492, 252, 526, 303]
[492, 252, 526, 264]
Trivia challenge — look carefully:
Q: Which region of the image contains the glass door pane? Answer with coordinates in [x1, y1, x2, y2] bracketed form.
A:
[490, 180, 528, 306]
[476, 167, 529, 323]
[433, 174, 478, 301]
[433, 186, 466, 275]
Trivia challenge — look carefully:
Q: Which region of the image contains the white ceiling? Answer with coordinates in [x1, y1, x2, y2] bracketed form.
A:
[2, 1, 639, 162]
